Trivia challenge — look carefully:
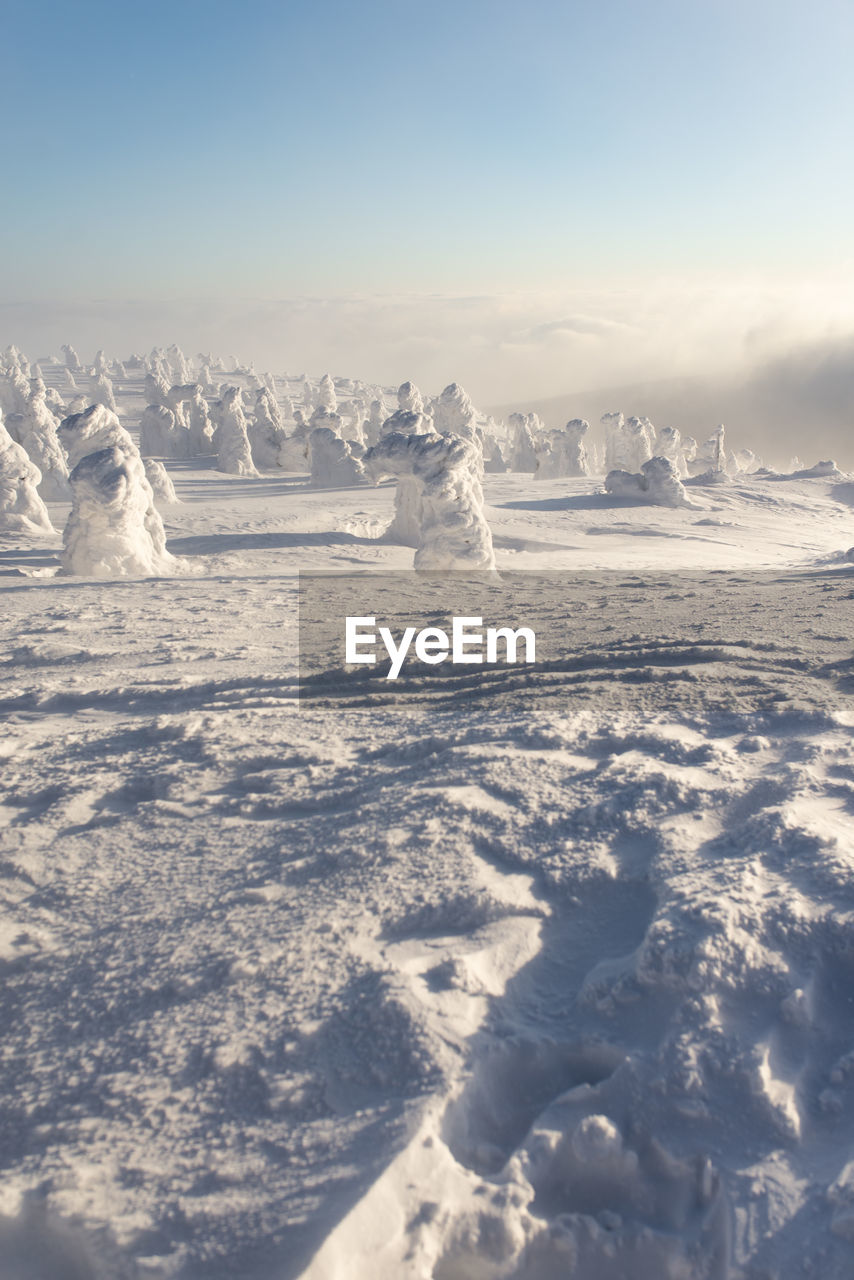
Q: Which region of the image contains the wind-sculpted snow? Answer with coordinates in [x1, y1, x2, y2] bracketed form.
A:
[365, 430, 496, 569]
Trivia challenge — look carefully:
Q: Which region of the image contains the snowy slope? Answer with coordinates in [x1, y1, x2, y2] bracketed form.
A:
[1, 366, 854, 1279]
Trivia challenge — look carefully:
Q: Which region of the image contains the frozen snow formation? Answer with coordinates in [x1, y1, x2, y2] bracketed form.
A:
[58, 405, 178, 577]
[248, 387, 288, 469]
[431, 381, 479, 443]
[143, 457, 178, 505]
[308, 425, 366, 488]
[167, 344, 191, 385]
[0, 415, 55, 535]
[397, 380, 424, 414]
[214, 387, 257, 476]
[89, 370, 117, 412]
[509, 411, 540, 472]
[656, 425, 688, 475]
[605, 454, 690, 507]
[687, 424, 727, 477]
[180, 385, 215, 454]
[139, 405, 188, 460]
[536, 418, 590, 479]
[61, 343, 82, 372]
[318, 373, 338, 412]
[16, 386, 70, 500]
[365, 430, 496, 570]
[604, 412, 656, 473]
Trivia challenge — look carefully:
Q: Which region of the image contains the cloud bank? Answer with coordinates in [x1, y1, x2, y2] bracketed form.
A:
[2, 278, 852, 465]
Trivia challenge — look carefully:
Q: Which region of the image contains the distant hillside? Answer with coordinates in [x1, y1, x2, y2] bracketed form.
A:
[488, 341, 854, 469]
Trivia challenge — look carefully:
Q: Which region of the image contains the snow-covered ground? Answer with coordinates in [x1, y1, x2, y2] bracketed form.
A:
[1, 362, 854, 1279]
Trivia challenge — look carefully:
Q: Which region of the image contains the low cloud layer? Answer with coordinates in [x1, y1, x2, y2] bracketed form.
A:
[2, 281, 852, 466]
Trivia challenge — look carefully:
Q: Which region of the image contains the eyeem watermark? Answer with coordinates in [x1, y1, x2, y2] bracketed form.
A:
[346, 615, 536, 680]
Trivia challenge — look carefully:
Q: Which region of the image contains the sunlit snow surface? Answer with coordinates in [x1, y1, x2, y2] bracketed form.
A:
[1, 382, 854, 1277]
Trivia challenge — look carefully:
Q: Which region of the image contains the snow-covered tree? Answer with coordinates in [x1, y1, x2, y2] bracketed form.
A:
[535, 419, 590, 479]
[0, 414, 55, 535]
[365, 431, 495, 570]
[89, 371, 117, 413]
[143, 457, 179, 505]
[215, 386, 257, 475]
[59, 404, 179, 576]
[17, 386, 70, 499]
[317, 373, 337, 412]
[308, 425, 366, 487]
[61, 344, 82, 372]
[509, 412, 540, 473]
[139, 405, 190, 459]
[248, 387, 289, 469]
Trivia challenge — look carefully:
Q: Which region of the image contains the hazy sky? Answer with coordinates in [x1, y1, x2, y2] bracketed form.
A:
[2, 0, 853, 408]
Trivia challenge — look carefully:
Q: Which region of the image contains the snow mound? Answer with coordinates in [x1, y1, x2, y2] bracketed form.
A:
[365, 430, 496, 570]
[605, 455, 690, 506]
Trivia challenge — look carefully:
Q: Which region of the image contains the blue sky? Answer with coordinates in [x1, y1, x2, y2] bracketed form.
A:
[2, 0, 852, 299]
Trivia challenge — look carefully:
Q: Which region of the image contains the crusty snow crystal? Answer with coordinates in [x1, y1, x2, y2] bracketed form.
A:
[0, 414, 55, 535]
[215, 386, 257, 476]
[365, 430, 496, 570]
[308, 425, 366, 488]
[59, 404, 178, 577]
[605, 454, 690, 507]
